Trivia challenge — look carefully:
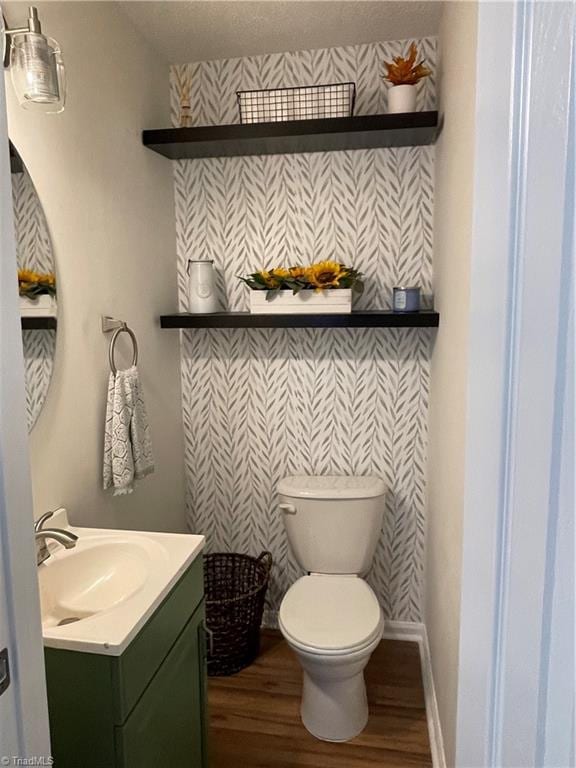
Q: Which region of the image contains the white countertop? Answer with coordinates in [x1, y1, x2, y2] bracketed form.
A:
[39, 517, 204, 656]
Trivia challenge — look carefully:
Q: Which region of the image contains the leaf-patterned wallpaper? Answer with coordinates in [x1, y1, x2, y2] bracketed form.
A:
[170, 37, 436, 622]
[12, 167, 57, 431]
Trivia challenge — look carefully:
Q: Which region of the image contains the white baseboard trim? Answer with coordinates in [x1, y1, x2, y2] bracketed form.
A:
[384, 620, 447, 768]
[383, 619, 425, 642]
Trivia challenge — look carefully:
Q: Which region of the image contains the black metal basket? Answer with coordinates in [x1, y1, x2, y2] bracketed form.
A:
[204, 551, 272, 676]
[237, 82, 356, 124]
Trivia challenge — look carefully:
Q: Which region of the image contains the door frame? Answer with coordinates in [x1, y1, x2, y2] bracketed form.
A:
[456, 1, 575, 766]
[0, 71, 51, 758]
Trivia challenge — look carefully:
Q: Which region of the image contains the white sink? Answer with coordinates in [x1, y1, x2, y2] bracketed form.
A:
[38, 515, 204, 655]
[40, 537, 164, 627]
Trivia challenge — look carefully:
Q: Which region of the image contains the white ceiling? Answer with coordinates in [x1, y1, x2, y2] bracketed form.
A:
[117, 1, 443, 64]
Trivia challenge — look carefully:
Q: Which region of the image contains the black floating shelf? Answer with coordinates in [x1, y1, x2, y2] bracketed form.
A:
[143, 112, 439, 160]
[10, 142, 23, 174]
[160, 310, 439, 330]
[21, 316, 57, 330]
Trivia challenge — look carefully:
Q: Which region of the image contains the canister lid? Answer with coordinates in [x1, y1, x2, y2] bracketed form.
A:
[277, 475, 386, 500]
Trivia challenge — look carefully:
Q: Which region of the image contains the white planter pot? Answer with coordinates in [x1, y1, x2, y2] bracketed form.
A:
[387, 84, 417, 114]
[249, 289, 352, 315]
[19, 295, 57, 317]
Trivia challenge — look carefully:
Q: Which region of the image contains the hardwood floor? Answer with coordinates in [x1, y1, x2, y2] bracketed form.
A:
[208, 631, 432, 768]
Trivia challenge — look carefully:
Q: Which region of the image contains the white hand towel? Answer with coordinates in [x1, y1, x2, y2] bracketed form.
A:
[103, 365, 154, 496]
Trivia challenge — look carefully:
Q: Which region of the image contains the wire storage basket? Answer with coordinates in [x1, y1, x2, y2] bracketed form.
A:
[204, 551, 273, 676]
[237, 82, 356, 124]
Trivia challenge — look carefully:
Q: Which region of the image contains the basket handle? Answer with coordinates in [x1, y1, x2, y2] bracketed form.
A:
[201, 619, 214, 656]
[257, 551, 273, 575]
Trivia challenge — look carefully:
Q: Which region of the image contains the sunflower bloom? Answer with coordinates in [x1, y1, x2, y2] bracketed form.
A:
[18, 269, 41, 283]
[256, 270, 283, 289]
[17, 269, 57, 298]
[305, 261, 345, 290]
[239, 262, 364, 295]
[289, 266, 306, 279]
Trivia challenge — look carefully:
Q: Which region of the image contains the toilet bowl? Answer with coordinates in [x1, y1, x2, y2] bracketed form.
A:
[277, 474, 386, 742]
[279, 573, 384, 742]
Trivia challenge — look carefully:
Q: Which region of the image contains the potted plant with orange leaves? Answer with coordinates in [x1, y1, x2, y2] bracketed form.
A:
[239, 261, 364, 314]
[383, 42, 431, 114]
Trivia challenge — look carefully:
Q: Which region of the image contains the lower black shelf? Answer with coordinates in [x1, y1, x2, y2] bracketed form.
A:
[160, 310, 439, 329]
[21, 316, 57, 330]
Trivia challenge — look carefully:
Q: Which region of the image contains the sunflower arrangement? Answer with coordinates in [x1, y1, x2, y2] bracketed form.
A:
[18, 269, 56, 300]
[383, 42, 431, 86]
[239, 261, 364, 299]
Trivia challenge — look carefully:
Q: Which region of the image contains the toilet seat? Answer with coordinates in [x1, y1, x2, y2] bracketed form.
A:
[279, 575, 383, 656]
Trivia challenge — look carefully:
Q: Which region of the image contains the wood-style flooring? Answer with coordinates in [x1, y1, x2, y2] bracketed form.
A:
[208, 630, 432, 768]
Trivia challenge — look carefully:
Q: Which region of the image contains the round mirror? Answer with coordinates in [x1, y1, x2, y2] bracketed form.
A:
[11, 142, 58, 431]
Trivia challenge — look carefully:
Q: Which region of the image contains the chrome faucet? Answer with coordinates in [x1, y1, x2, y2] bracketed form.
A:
[35, 510, 78, 566]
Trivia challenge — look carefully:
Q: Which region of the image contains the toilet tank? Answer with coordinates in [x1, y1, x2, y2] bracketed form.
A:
[278, 475, 386, 575]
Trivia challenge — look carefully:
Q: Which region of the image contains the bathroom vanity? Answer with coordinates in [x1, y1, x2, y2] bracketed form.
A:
[38, 517, 207, 767]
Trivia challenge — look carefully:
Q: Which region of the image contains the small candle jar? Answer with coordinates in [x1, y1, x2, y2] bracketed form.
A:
[393, 286, 420, 313]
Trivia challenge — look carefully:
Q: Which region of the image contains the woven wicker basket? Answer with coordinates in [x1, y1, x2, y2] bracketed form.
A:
[204, 551, 272, 676]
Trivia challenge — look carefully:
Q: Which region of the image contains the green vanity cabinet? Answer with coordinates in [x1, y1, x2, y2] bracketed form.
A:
[44, 556, 208, 768]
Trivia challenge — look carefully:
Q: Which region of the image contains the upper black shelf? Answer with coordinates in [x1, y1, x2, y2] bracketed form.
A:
[21, 316, 57, 330]
[143, 111, 439, 160]
[160, 310, 439, 329]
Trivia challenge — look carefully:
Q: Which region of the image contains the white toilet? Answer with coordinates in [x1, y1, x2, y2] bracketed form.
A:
[277, 475, 386, 742]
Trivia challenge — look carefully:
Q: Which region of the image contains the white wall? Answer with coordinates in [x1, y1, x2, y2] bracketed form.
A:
[426, 2, 478, 765]
[4, 2, 186, 531]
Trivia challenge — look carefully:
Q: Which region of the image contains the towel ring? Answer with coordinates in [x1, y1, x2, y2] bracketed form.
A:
[109, 326, 138, 374]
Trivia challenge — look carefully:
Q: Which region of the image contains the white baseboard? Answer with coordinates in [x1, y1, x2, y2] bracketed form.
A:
[383, 619, 425, 642]
[384, 620, 447, 768]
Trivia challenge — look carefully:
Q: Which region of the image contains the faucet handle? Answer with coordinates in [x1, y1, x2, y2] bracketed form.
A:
[34, 510, 55, 533]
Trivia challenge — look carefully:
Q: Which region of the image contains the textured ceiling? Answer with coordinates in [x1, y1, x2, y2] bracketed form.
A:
[117, 1, 443, 64]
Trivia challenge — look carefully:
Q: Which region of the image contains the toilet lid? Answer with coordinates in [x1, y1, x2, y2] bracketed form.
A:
[279, 576, 382, 653]
[278, 475, 386, 500]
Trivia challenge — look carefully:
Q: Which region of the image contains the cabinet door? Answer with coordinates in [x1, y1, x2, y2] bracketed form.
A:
[116, 604, 206, 768]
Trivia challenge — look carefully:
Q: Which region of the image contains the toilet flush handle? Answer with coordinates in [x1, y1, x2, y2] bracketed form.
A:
[279, 503, 297, 515]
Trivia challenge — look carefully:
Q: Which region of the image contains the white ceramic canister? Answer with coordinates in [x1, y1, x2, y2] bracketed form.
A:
[387, 84, 417, 114]
[187, 259, 219, 313]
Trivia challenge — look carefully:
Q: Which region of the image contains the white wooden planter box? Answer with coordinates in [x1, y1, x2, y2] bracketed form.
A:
[249, 289, 352, 314]
[19, 295, 57, 317]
